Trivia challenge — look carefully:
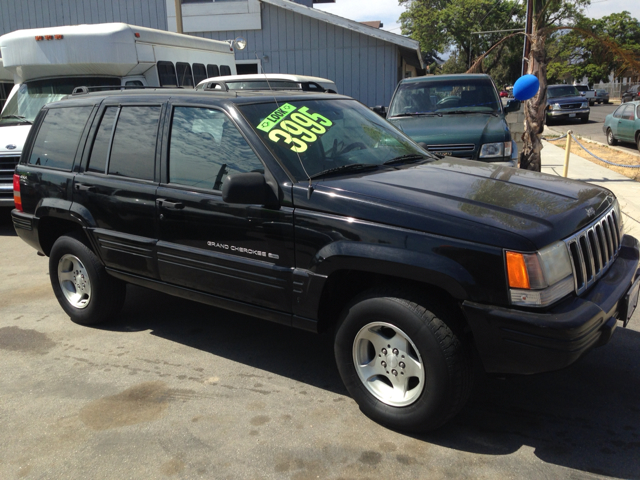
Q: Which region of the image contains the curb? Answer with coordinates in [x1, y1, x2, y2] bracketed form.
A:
[545, 125, 640, 158]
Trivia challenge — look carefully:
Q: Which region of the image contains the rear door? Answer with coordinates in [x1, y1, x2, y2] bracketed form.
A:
[155, 103, 295, 313]
[73, 99, 164, 278]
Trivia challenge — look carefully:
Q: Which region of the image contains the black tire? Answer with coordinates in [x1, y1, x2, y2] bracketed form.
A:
[607, 128, 618, 146]
[581, 115, 589, 123]
[334, 286, 472, 432]
[49, 231, 126, 325]
[637, 133, 640, 153]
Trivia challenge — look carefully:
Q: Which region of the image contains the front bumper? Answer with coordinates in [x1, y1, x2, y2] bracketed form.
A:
[462, 235, 639, 375]
[547, 108, 589, 118]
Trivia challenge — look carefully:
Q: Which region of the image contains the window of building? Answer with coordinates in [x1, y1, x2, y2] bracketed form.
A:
[108, 106, 161, 181]
[169, 107, 263, 190]
[28, 106, 93, 170]
[176, 62, 194, 87]
[158, 61, 178, 87]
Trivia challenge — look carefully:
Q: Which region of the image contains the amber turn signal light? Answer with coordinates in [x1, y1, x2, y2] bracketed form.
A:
[506, 251, 530, 289]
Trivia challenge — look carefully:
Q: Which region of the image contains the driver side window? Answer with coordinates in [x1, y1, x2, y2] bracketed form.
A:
[168, 107, 264, 191]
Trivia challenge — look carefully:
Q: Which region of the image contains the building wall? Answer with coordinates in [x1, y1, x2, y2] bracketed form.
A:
[192, 3, 399, 107]
[0, 0, 168, 36]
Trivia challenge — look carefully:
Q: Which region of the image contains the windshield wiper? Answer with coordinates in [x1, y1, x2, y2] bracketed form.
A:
[383, 154, 431, 166]
[308, 163, 380, 180]
[391, 112, 442, 118]
[0, 115, 32, 124]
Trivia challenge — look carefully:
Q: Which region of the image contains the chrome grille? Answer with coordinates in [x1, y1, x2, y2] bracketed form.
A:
[426, 144, 475, 153]
[565, 208, 622, 295]
[560, 103, 582, 110]
[0, 155, 20, 199]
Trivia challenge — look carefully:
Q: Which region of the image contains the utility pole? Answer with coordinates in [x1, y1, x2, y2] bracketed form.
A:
[174, 0, 184, 34]
[521, 0, 534, 75]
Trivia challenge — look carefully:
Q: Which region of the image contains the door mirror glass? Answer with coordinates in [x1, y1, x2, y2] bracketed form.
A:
[503, 99, 521, 113]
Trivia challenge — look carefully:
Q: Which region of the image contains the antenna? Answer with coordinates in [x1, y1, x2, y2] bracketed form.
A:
[255, 53, 314, 199]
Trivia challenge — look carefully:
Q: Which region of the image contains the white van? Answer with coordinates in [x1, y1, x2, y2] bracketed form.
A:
[195, 73, 338, 93]
[0, 58, 13, 111]
[0, 23, 238, 206]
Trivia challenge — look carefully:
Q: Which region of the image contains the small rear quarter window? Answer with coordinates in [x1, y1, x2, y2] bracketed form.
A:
[29, 106, 93, 170]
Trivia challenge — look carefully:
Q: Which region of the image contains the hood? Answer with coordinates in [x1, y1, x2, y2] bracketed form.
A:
[0, 124, 31, 154]
[389, 113, 509, 149]
[295, 158, 613, 252]
[546, 95, 585, 105]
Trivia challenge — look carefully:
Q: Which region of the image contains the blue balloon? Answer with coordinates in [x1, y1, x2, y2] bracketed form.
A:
[513, 75, 540, 101]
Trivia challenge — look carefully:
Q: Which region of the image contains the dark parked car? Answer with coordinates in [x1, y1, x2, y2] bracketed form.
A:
[546, 85, 590, 124]
[603, 101, 640, 151]
[11, 88, 639, 433]
[594, 89, 610, 104]
[622, 85, 640, 103]
[374, 74, 520, 167]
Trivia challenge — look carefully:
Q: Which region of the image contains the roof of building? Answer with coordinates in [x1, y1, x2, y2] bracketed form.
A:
[360, 21, 383, 29]
[260, 0, 423, 68]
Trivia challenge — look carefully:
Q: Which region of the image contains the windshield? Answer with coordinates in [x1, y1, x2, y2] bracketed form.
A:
[239, 99, 430, 181]
[388, 77, 501, 117]
[547, 86, 579, 98]
[0, 77, 121, 125]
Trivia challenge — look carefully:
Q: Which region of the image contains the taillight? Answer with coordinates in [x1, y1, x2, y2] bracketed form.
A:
[13, 174, 22, 212]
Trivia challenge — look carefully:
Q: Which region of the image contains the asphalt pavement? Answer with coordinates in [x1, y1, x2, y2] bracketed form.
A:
[1, 147, 640, 479]
[547, 102, 639, 155]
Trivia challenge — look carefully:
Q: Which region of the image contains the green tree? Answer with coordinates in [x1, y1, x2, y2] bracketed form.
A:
[399, 0, 524, 76]
[547, 12, 640, 85]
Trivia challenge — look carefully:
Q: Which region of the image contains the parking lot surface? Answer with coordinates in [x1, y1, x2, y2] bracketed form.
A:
[1, 209, 639, 479]
[548, 103, 639, 155]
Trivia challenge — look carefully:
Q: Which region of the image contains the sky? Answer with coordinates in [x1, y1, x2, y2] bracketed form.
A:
[314, 0, 640, 38]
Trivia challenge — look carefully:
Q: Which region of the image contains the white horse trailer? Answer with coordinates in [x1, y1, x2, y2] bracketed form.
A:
[0, 23, 238, 206]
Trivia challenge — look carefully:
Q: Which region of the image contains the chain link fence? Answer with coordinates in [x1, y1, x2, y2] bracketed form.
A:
[592, 83, 625, 100]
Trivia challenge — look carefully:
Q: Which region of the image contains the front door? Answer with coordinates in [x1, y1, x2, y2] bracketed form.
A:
[618, 104, 636, 142]
[156, 105, 295, 312]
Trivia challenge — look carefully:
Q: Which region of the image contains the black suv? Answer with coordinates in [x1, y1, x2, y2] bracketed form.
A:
[11, 89, 640, 432]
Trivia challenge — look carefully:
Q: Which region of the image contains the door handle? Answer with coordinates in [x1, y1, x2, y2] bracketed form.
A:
[75, 183, 96, 192]
[159, 199, 184, 209]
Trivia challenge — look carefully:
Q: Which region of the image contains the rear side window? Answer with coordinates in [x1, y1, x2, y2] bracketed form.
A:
[207, 64, 220, 78]
[176, 62, 194, 87]
[87, 107, 119, 173]
[220, 65, 231, 76]
[158, 61, 177, 87]
[107, 106, 161, 181]
[28, 106, 93, 169]
[193, 63, 207, 85]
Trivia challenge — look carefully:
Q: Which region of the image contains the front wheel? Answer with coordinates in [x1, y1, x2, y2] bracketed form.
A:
[607, 128, 618, 146]
[581, 115, 589, 123]
[636, 133, 640, 153]
[334, 287, 472, 432]
[49, 232, 126, 325]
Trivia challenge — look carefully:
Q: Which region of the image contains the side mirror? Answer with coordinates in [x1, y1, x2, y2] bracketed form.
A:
[222, 172, 277, 206]
[503, 99, 521, 113]
[579, 92, 585, 97]
[372, 105, 387, 118]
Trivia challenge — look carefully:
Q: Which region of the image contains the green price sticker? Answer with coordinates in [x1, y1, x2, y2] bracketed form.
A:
[259, 105, 334, 154]
[256, 103, 297, 133]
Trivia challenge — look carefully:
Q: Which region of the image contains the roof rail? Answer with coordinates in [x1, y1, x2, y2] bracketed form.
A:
[71, 85, 185, 95]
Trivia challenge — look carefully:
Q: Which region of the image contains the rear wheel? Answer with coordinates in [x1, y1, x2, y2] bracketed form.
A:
[334, 287, 472, 432]
[607, 128, 618, 146]
[636, 132, 640, 152]
[49, 232, 126, 325]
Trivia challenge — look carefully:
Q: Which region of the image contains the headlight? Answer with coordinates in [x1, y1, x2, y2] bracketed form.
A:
[581, 102, 588, 108]
[551, 103, 562, 111]
[480, 141, 512, 158]
[505, 241, 574, 307]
